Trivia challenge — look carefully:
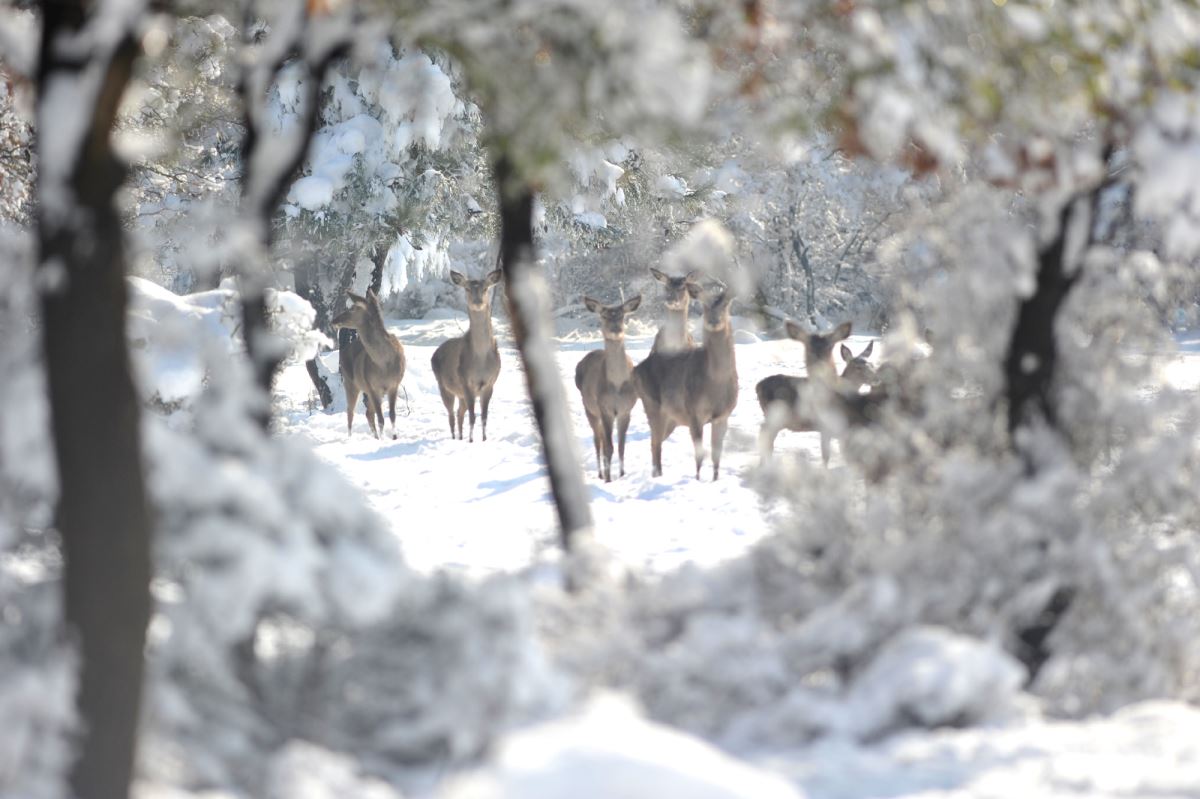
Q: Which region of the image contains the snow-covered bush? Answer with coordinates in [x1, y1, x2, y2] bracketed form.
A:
[127, 277, 326, 409]
[140, 346, 563, 793]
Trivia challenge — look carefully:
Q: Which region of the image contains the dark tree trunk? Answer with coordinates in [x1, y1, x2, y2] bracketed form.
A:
[293, 257, 334, 408]
[235, 25, 350, 429]
[36, 6, 151, 799]
[370, 241, 387, 295]
[493, 155, 592, 553]
[1002, 198, 1085, 441]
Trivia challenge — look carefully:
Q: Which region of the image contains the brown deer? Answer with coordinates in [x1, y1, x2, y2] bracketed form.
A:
[633, 282, 738, 480]
[649, 268, 697, 353]
[431, 269, 502, 442]
[574, 295, 642, 482]
[331, 288, 406, 440]
[755, 321, 853, 465]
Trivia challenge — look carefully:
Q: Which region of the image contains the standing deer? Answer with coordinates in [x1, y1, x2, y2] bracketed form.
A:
[575, 295, 642, 482]
[755, 321, 854, 465]
[432, 269, 502, 442]
[649, 268, 697, 353]
[634, 282, 738, 480]
[332, 288, 406, 440]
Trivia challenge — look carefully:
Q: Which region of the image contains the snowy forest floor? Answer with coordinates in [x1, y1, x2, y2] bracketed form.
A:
[276, 312, 824, 578]
[272, 313, 1200, 798]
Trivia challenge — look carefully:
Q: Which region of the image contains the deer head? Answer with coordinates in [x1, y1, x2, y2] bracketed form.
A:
[583, 295, 641, 341]
[451, 269, 503, 311]
[650, 267, 699, 311]
[785, 320, 852, 382]
[332, 288, 382, 331]
[839, 341, 876, 390]
[688, 281, 734, 332]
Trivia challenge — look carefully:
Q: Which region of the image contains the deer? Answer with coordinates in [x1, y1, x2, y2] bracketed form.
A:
[431, 269, 502, 442]
[839, 341, 877, 392]
[633, 282, 738, 480]
[755, 320, 855, 466]
[574, 295, 642, 482]
[649, 267, 697, 354]
[331, 288, 406, 440]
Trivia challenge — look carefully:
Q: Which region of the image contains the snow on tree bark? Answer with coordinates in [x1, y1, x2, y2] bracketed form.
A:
[35, 2, 151, 797]
[494, 155, 593, 554]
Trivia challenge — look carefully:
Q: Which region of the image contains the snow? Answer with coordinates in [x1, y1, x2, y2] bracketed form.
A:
[277, 313, 850, 576]
[761, 700, 1200, 799]
[289, 175, 335, 211]
[442, 694, 804, 799]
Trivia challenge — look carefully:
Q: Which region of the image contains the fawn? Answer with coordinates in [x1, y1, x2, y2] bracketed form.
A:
[755, 321, 855, 465]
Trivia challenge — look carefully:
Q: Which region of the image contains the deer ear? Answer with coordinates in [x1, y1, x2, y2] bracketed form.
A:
[840, 343, 853, 361]
[450, 270, 467, 287]
[832, 321, 852, 342]
[686, 281, 703, 299]
[785, 321, 808, 342]
[623, 294, 642, 313]
[650, 267, 667, 283]
[485, 269, 503, 287]
[684, 270, 701, 284]
[347, 292, 366, 305]
[861, 341, 874, 358]
[583, 296, 602, 313]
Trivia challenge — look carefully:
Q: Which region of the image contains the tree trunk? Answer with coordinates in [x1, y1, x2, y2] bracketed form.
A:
[37, 5, 151, 798]
[1002, 197, 1085, 441]
[293, 257, 334, 408]
[493, 155, 592, 553]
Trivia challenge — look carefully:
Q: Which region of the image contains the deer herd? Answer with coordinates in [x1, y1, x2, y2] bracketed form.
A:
[332, 269, 886, 482]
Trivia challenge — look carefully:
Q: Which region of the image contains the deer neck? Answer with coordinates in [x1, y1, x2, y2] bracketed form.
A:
[663, 305, 689, 347]
[466, 305, 494, 353]
[602, 336, 631, 384]
[703, 323, 735, 375]
[356, 307, 396, 364]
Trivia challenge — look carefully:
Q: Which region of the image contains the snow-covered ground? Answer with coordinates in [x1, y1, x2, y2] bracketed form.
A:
[276, 312, 833, 577]
[266, 313, 1200, 799]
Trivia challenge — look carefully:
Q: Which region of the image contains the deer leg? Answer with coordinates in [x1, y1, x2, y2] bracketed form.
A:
[585, 411, 603, 479]
[646, 406, 664, 477]
[364, 393, 381, 439]
[439, 385, 457, 438]
[480, 386, 494, 442]
[616, 412, 631, 478]
[711, 417, 729, 481]
[820, 431, 831, 467]
[601, 414, 615, 483]
[455, 397, 467, 440]
[344, 384, 358, 438]
[387, 388, 398, 440]
[465, 389, 478, 443]
[372, 390, 385, 438]
[689, 420, 706, 480]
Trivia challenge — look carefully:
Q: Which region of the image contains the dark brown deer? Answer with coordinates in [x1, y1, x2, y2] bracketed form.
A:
[755, 321, 853, 465]
[575, 295, 642, 482]
[649, 268, 697, 353]
[432, 269, 502, 442]
[634, 282, 738, 480]
[331, 288, 406, 439]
